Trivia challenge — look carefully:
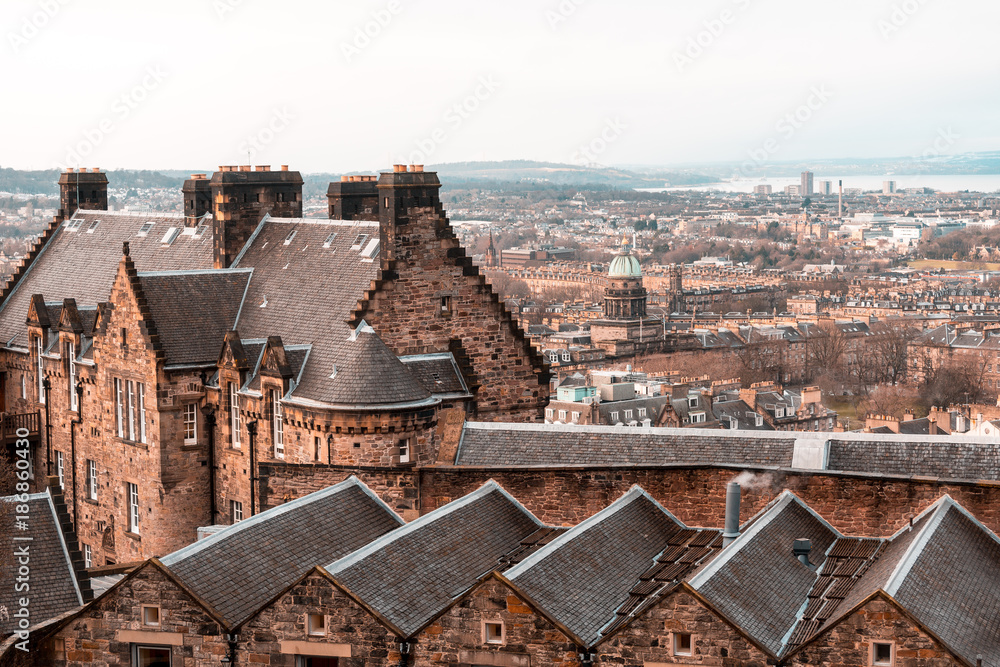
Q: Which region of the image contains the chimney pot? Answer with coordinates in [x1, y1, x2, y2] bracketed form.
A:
[281, 165, 289, 171]
[341, 175, 349, 182]
[91, 167, 100, 173]
[722, 482, 741, 546]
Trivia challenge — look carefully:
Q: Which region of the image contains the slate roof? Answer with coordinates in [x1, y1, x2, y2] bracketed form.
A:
[713, 399, 774, 430]
[454, 422, 794, 467]
[399, 353, 470, 396]
[690, 493, 840, 657]
[826, 437, 1000, 480]
[138, 269, 251, 366]
[0, 492, 83, 636]
[886, 499, 1000, 667]
[506, 486, 717, 648]
[230, 217, 433, 408]
[0, 211, 214, 348]
[325, 481, 543, 638]
[159, 476, 402, 628]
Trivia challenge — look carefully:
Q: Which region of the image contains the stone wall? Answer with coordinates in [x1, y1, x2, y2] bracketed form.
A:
[239, 570, 397, 667]
[416, 576, 579, 666]
[599, 587, 771, 666]
[47, 563, 226, 666]
[355, 207, 549, 421]
[789, 596, 959, 667]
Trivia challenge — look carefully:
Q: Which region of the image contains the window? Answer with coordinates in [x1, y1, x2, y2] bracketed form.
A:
[283, 230, 297, 245]
[638, 408, 647, 417]
[36, 336, 44, 404]
[625, 409, 633, 420]
[483, 620, 504, 644]
[307, 613, 326, 636]
[872, 642, 893, 666]
[67, 341, 77, 411]
[610, 411, 619, 422]
[87, 460, 97, 500]
[545, 408, 553, 419]
[183, 404, 197, 445]
[137, 222, 155, 236]
[690, 412, 707, 424]
[160, 227, 180, 245]
[231, 500, 243, 524]
[398, 438, 410, 464]
[352, 234, 368, 248]
[441, 295, 452, 313]
[142, 606, 161, 627]
[127, 483, 140, 534]
[561, 352, 571, 362]
[56, 451, 64, 489]
[83, 544, 91, 568]
[571, 411, 580, 423]
[558, 409, 567, 422]
[132, 645, 170, 667]
[230, 383, 241, 449]
[687, 396, 698, 408]
[127, 380, 136, 441]
[313, 436, 321, 462]
[138, 383, 146, 444]
[20, 373, 25, 399]
[322, 232, 337, 248]
[115, 378, 124, 438]
[673, 632, 692, 656]
[272, 390, 284, 458]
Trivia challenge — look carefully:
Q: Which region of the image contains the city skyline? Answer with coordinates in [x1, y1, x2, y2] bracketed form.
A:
[2, 0, 998, 173]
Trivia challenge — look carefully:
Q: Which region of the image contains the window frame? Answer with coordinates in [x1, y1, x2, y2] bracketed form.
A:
[871, 641, 895, 666]
[67, 340, 77, 412]
[272, 389, 284, 458]
[483, 619, 505, 645]
[231, 500, 243, 524]
[56, 451, 64, 489]
[36, 336, 44, 404]
[230, 382, 242, 449]
[672, 632, 693, 656]
[115, 378, 124, 438]
[398, 438, 410, 464]
[127, 482, 140, 534]
[182, 403, 197, 445]
[131, 644, 171, 667]
[87, 459, 97, 500]
[141, 605, 161, 627]
[307, 613, 326, 637]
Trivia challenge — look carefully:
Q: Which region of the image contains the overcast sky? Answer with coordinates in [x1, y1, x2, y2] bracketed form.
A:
[3, 0, 998, 173]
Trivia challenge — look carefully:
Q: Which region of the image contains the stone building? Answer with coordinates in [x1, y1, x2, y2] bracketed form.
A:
[0, 165, 549, 565]
[5, 477, 997, 666]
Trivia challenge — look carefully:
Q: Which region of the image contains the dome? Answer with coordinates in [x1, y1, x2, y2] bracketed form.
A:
[608, 253, 642, 278]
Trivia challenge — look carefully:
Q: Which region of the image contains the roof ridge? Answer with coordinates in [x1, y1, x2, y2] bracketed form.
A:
[160, 476, 388, 566]
[883, 499, 952, 596]
[325, 480, 523, 574]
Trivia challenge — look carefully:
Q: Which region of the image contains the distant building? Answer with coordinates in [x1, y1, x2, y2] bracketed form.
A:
[800, 170, 814, 196]
[883, 180, 897, 194]
[817, 180, 833, 195]
[785, 184, 801, 196]
[753, 184, 772, 195]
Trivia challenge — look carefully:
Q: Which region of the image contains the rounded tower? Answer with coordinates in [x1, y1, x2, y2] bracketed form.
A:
[603, 233, 647, 319]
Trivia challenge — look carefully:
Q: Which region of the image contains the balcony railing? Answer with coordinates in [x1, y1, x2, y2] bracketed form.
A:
[1, 411, 41, 444]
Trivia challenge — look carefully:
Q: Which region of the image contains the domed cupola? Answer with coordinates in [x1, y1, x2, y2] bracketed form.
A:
[603, 233, 648, 320]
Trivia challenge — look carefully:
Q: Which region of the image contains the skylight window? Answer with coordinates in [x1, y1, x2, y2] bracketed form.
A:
[161, 227, 180, 245]
[65, 218, 83, 231]
[137, 222, 155, 236]
[323, 232, 337, 248]
[86, 220, 100, 233]
[194, 224, 208, 237]
[352, 234, 368, 249]
[361, 238, 380, 259]
[283, 230, 297, 245]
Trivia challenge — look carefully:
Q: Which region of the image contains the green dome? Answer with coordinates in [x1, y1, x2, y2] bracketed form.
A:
[608, 253, 641, 278]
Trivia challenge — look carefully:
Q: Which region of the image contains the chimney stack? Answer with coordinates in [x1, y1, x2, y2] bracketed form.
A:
[722, 482, 741, 547]
[793, 538, 814, 569]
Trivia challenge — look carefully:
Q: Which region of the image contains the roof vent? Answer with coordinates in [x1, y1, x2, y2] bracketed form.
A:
[161, 227, 180, 245]
[323, 232, 337, 248]
[792, 538, 814, 569]
[329, 364, 338, 379]
[283, 230, 297, 245]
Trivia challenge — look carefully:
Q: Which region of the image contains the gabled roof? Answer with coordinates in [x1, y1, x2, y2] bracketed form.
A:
[159, 476, 402, 629]
[506, 486, 718, 648]
[138, 269, 251, 366]
[0, 492, 83, 636]
[0, 211, 214, 348]
[325, 480, 543, 638]
[230, 217, 434, 408]
[689, 492, 841, 657]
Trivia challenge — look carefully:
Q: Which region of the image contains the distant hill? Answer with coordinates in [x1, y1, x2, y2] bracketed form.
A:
[0, 168, 184, 195]
[657, 150, 1000, 178]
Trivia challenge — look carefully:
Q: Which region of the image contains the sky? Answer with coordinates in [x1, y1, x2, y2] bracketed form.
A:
[2, 0, 999, 173]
